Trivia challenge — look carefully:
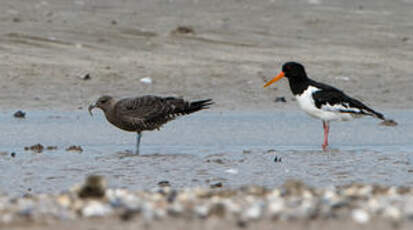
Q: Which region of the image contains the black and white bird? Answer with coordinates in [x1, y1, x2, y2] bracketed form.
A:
[89, 95, 213, 155]
[264, 62, 394, 151]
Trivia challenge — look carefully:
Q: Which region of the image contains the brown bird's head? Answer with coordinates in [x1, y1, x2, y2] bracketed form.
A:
[88, 95, 115, 116]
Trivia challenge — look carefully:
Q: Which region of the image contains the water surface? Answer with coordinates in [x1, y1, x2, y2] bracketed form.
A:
[0, 110, 412, 195]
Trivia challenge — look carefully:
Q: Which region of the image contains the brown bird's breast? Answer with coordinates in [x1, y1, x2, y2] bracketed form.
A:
[103, 111, 137, 132]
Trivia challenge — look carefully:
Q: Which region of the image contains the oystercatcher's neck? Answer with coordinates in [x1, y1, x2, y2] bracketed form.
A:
[287, 76, 311, 96]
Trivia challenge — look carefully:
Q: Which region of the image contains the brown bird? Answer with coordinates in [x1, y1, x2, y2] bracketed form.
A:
[88, 95, 213, 155]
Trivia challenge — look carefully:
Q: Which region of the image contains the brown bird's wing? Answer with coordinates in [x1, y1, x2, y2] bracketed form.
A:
[114, 95, 209, 132]
[115, 95, 213, 132]
[114, 95, 165, 131]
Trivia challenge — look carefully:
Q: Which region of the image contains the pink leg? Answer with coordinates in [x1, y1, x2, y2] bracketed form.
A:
[322, 121, 329, 151]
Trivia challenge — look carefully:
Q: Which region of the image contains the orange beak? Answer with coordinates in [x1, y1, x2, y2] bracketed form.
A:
[263, 72, 285, 88]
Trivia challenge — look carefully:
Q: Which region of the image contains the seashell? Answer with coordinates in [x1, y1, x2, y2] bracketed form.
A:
[351, 209, 370, 224]
[82, 201, 112, 217]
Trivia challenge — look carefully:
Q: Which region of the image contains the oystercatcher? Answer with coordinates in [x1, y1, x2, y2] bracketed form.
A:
[264, 62, 392, 151]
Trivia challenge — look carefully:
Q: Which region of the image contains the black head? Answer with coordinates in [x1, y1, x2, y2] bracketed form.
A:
[263, 61, 309, 88]
[282, 62, 308, 80]
[263, 62, 311, 95]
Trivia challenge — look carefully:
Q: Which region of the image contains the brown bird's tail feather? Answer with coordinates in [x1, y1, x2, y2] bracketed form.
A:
[186, 99, 214, 113]
[172, 98, 213, 114]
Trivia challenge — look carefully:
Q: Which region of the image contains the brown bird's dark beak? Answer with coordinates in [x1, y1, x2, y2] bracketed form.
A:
[88, 104, 96, 116]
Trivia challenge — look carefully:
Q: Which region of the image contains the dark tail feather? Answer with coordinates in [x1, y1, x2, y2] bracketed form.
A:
[368, 109, 385, 120]
[363, 106, 398, 126]
[185, 99, 214, 113]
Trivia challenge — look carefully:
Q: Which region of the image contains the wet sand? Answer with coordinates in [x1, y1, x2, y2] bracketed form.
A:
[1, 110, 413, 195]
[5, 218, 413, 230]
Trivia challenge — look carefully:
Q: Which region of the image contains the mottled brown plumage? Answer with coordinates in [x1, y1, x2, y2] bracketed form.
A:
[88, 95, 213, 154]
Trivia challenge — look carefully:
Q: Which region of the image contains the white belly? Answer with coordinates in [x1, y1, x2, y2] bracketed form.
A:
[295, 86, 354, 121]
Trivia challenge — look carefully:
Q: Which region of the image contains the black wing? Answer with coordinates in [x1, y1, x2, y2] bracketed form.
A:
[311, 80, 385, 120]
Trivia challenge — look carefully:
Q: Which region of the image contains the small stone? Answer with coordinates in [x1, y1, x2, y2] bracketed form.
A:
[24, 144, 44, 153]
[210, 182, 223, 189]
[57, 195, 71, 208]
[82, 201, 112, 217]
[274, 97, 287, 103]
[158, 181, 170, 187]
[207, 158, 224, 164]
[225, 168, 238, 174]
[78, 175, 106, 199]
[380, 119, 398, 127]
[171, 26, 195, 35]
[167, 190, 178, 203]
[120, 209, 139, 221]
[243, 203, 263, 220]
[208, 202, 226, 217]
[383, 206, 401, 220]
[194, 205, 209, 218]
[140, 77, 152, 84]
[111, 20, 117, 25]
[78, 73, 91, 80]
[66, 145, 83, 152]
[268, 198, 285, 218]
[14, 110, 26, 118]
[46, 146, 58, 150]
[237, 220, 248, 228]
[335, 76, 350, 81]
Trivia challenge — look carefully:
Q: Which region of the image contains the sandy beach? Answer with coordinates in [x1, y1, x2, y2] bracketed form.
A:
[0, 0, 412, 111]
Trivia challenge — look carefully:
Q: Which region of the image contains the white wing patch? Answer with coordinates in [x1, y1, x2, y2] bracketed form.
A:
[321, 102, 362, 114]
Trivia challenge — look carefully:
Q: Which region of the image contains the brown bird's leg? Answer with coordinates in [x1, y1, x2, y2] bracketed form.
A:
[322, 121, 329, 151]
[136, 132, 142, 155]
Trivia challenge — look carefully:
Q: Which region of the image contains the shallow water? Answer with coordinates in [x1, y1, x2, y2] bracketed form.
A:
[0, 110, 412, 195]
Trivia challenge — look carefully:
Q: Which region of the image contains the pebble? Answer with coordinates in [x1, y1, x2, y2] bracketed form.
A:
[242, 202, 263, 220]
[171, 26, 195, 35]
[0, 178, 412, 225]
[140, 77, 152, 84]
[225, 169, 238, 174]
[77, 72, 90, 80]
[66, 145, 83, 152]
[158, 181, 170, 187]
[274, 97, 287, 103]
[24, 144, 44, 153]
[351, 209, 370, 224]
[82, 201, 112, 217]
[210, 182, 223, 189]
[13, 110, 26, 118]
